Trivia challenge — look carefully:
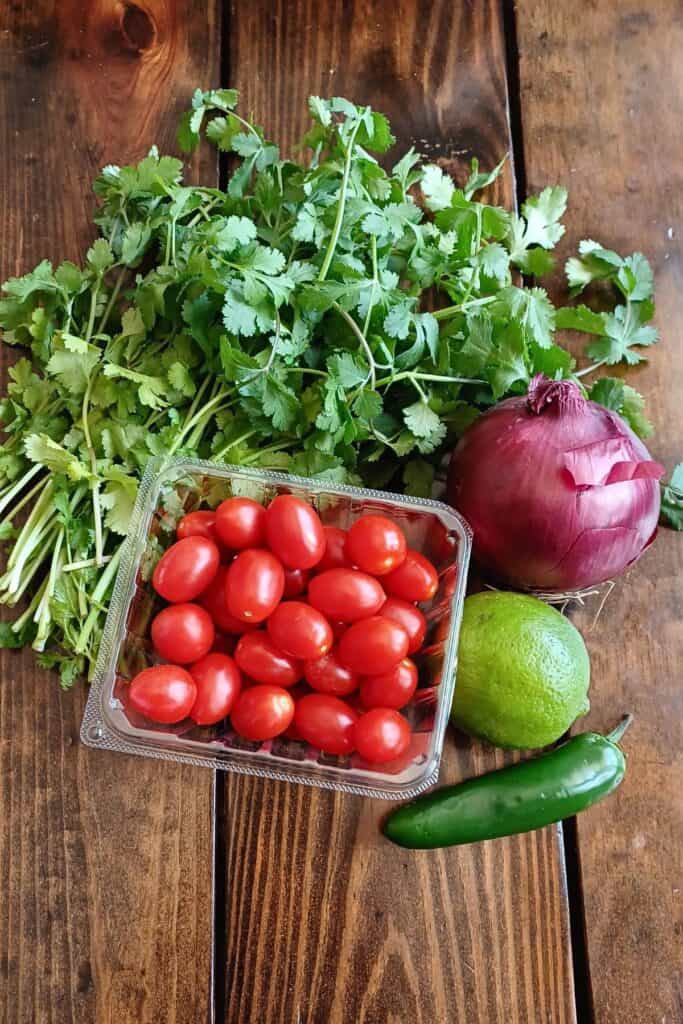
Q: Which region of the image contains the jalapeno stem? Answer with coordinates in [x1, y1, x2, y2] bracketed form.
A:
[606, 714, 633, 745]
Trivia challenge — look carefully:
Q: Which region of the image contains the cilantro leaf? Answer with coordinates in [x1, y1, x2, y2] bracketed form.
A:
[660, 463, 683, 531]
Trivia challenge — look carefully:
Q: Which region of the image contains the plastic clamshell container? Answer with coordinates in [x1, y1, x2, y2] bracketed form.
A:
[81, 458, 471, 799]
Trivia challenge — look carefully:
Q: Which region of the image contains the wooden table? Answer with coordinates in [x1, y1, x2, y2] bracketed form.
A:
[0, 2, 680, 1021]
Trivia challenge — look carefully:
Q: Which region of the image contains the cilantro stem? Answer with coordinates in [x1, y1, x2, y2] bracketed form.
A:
[432, 295, 496, 321]
[62, 554, 113, 573]
[318, 118, 363, 282]
[0, 475, 50, 531]
[81, 372, 104, 566]
[97, 268, 126, 335]
[0, 526, 60, 606]
[85, 283, 100, 344]
[375, 370, 485, 388]
[168, 390, 234, 455]
[0, 464, 43, 519]
[575, 359, 607, 378]
[11, 577, 48, 632]
[213, 430, 259, 461]
[332, 302, 377, 389]
[74, 543, 123, 655]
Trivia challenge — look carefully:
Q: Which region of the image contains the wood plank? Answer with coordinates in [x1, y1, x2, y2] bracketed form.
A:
[0, 3, 219, 1021]
[516, 3, 683, 1021]
[221, 3, 577, 1021]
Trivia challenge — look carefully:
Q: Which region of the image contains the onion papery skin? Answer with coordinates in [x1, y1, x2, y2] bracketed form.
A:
[447, 375, 663, 591]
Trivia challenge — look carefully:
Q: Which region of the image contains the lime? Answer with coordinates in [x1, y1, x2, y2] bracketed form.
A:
[451, 591, 590, 749]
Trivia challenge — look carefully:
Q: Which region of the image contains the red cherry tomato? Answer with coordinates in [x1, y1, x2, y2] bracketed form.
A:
[267, 601, 333, 660]
[359, 658, 418, 710]
[338, 616, 409, 675]
[152, 536, 220, 603]
[234, 631, 303, 687]
[294, 694, 359, 755]
[215, 497, 266, 550]
[264, 495, 325, 570]
[212, 633, 236, 655]
[129, 665, 196, 724]
[317, 526, 351, 571]
[230, 684, 294, 741]
[176, 510, 218, 543]
[378, 597, 427, 654]
[304, 649, 358, 696]
[189, 652, 242, 725]
[354, 708, 411, 764]
[283, 567, 310, 599]
[227, 549, 285, 623]
[383, 549, 439, 602]
[307, 568, 385, 623]
[345, 515, 407, 576]
[199, 565, 254, 634]
[151, 603, 215, 664]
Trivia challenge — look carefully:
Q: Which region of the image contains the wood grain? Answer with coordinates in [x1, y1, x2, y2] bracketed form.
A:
[221, 3, 576, 1021]
[516, 3, 683, 1022]
[0, 3, 218, 1021]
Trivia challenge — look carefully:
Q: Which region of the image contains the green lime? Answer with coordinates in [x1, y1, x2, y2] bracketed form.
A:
[451, 591, 590, 749]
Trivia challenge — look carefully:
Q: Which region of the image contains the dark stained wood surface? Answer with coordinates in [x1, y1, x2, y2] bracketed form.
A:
[0, 3, 218, 1022]
[517, 3, 683, 1022]
[221, 3, 576, 1021]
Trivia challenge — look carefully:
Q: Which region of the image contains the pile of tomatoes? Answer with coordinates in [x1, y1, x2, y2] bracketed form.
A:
[127, 493, 440, 766]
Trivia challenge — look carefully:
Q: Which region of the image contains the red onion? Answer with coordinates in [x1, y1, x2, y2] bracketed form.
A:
[448, 374, 663, 591]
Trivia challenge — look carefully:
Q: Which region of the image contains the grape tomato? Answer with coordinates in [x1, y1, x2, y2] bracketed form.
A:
[215, 497, 266, 550]
[338, 616, 409, 675]
[304, 649, 358, 697]
[177, 510, 218, 542]
[283, 568, 309, 599]
[359, 658, 418, 710]
[227, 548, 285, 623]
[294, 694, 358, 755]
[264, 495, 325, 570]
[317, 526, 351, 571]
[129, 665, 197, 725]
[345, 515, 407, 576]
[354, 708, 411, 764]
[152, 536, 220, 603]
[383, 549, 439, 603]
[379, 597, 427, 654]
[230, 684, 295, 741]
[307, 568, 385, 623]
[199, 565, 254, 634]
[235, 631, 303, 687]
[189, 652, 241, 725]
[267, 601, 333, 661]
[151, 603, 215, 664]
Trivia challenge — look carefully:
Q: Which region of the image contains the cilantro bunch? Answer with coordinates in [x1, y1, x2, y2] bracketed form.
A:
[0, 89, 659, 685]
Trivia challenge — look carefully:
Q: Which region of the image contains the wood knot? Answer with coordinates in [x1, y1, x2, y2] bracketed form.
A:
[120, 3, 157, 53]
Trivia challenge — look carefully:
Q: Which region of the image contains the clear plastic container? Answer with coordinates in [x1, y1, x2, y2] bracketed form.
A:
[81, 458, 471, 799]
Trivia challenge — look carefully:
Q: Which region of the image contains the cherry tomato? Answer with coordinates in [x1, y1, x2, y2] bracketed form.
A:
[176, 510, 218, 543]
[294, 694, 359, 755]
[338, 615, 409, 675]
[189, 652, 241, 725]
[215, 497, 266, 550]
[304, 649, 358, 696]
[283, 567, 309, 599]
[152, 536, 220, 603]
[267, 601, 333, 660]
[129, 665, 197, 724]
[227, 549, 285, 623]
[234, 631, 303, 687]
[383, 549, 439, 602]
[317, 526, 351, 571]
[199, 565, 255, 634]
[307, 568, 385, 623]
[230, 684, 294, 741]
[345, 515, 407, 576]
[354, 708, 411, 764]
[212, 633, 236, 655]
[359, 658, 418, 710]
[378, 597, 427, 654]
[151, 603, 215, 664]
[264, 495, 325, 570]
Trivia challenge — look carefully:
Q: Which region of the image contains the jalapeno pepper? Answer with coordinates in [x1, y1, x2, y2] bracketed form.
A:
[383, 716, 632, 849]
